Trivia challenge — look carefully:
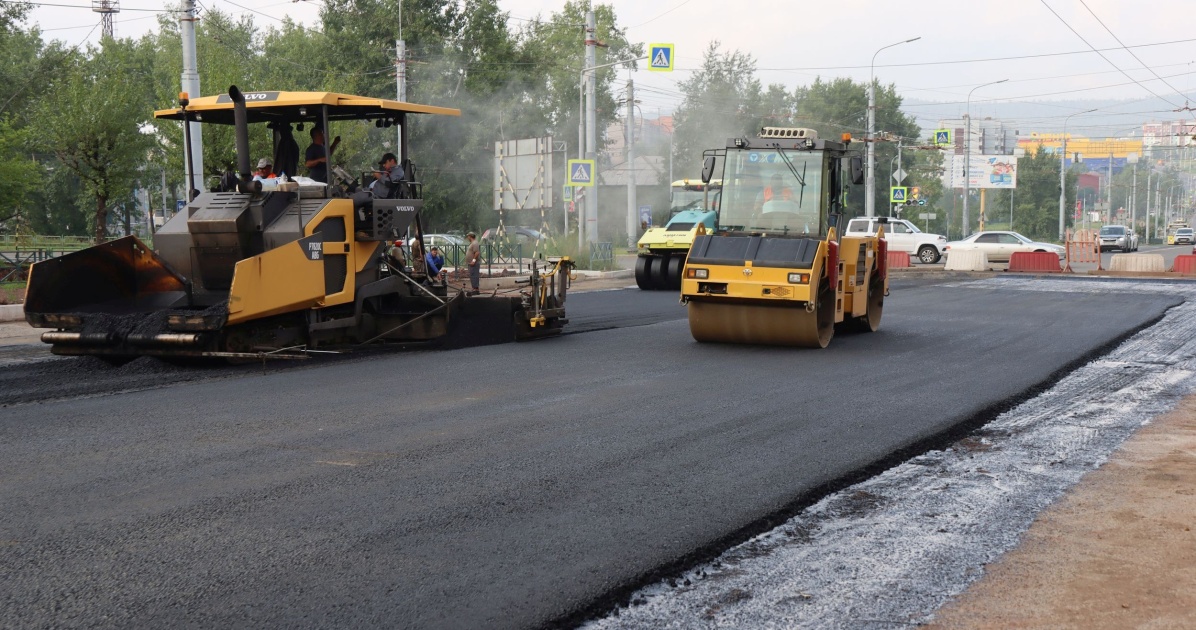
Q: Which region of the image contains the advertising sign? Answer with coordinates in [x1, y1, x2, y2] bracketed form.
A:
[950, 154, 1018, 189]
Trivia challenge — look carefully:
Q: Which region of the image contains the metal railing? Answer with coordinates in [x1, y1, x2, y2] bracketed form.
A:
[434, 242, 526, 274]
[590, 242, 613, 269]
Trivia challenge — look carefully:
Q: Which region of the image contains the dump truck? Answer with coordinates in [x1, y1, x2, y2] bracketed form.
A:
[634, 179, 720, 290]
[680, 127, 888, 348]
[23, 86, 573, 363]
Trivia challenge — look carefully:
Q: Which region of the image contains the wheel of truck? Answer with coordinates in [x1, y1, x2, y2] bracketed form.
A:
[650, 254, 671, 290]
[917, 245, 940, 264]
[634, 256, 655, 290]
[666, 255, 685, 290]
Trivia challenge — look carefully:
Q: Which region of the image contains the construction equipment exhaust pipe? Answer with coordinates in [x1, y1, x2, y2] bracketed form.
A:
[228, 85, 254, 193]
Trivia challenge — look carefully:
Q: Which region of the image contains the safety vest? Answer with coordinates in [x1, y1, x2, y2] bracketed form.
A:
[763, 186, 793, 202]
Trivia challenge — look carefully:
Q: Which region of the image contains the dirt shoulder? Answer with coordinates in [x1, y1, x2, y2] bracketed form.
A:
[927, 396, 1196, 629]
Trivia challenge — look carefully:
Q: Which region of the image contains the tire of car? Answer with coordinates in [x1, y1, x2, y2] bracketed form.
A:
[917, 245, 940, 264]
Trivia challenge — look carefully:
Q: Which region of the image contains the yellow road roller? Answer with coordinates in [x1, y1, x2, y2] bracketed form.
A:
[634, 179, 719, 290]
[23, 87, 574, 362]
[680, 127, 888, 348]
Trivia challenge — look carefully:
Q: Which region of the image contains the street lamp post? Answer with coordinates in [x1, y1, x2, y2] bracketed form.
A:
[1058, 108, 1097, 240]
[962, 78, 1007, 237]
[867, 36, 920, 218]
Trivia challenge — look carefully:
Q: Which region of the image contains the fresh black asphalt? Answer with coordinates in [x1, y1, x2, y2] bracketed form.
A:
[0, 281, 1182, 628]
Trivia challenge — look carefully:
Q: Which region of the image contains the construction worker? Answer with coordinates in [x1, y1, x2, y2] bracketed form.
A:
[755, 173, 794, 213]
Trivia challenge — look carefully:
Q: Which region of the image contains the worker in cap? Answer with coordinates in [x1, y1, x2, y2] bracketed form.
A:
[252, 158, 275, 181]
[371, 152, 405, 199]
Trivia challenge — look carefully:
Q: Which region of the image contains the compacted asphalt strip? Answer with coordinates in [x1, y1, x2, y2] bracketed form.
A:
[0, 282, 1182, 629]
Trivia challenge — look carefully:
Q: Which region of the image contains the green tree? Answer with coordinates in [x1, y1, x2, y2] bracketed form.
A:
[36, 38, 157, 243]
[794, 77, 919, 218]
[0, 118, 39, 225]
[672, 42, 764, 172]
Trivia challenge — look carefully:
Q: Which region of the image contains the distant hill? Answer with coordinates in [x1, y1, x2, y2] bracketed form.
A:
[900, 96, 1188, 138]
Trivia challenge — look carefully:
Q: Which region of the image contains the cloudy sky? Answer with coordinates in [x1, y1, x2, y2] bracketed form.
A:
[27, 0, 1196, 133]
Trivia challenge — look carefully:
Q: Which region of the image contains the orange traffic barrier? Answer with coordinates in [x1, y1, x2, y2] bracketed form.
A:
[1008, 251, 1062, 273]
[1172, 254, 1196, 275]
[886, 250, 911, 269]
[1064, 229, 1101, 273]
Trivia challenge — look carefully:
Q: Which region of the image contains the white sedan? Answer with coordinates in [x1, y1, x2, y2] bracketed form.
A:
[943, 231, 1065, 262]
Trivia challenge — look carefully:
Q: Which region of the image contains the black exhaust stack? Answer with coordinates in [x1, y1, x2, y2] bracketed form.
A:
[228, 85, 258, 194]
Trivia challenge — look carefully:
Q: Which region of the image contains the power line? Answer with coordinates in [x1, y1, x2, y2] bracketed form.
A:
[1077, 0, 1194, 119]
[750, 36, 1196, 72]
[0, 0, 183, 12]
[1037, 0, 1181, 110]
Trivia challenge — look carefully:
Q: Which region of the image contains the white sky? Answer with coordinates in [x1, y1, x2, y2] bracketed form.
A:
[27, 0, 1196, 133]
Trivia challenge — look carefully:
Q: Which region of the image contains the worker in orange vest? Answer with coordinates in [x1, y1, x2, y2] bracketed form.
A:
[755, 173, 794, 212]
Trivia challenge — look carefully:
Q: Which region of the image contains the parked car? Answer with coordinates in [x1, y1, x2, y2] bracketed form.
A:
[407, 233, 466, 250]
[1098, 225, 1139, 252]
[844, 217, 946, 264]
[1175, 227, 1194, 245]
[480, 226, 543, 246]
[943, 231, 1065, 263]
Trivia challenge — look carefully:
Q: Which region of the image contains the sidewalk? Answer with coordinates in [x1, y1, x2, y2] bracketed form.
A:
[927, 396, 1196, 628]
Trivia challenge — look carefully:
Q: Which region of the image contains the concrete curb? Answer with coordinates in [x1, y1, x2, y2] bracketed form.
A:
[0, 303, 24, 323]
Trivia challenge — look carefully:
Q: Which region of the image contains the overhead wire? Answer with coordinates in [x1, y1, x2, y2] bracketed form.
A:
[1036, 0, 1181, 110]
[1076, 0, 1194, 118]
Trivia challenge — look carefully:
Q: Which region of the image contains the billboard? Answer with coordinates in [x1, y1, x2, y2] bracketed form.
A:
[494, 137, 554, 211]
[950, 154, 1018, 189]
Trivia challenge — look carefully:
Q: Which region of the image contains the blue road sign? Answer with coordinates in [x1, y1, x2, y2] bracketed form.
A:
[649, 43, 674, 72]
[568, 159, 596, 187]
[890, 186, 908, 203]
[934, 129, 952, 146]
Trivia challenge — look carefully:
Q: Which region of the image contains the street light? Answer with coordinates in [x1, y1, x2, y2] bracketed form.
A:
[962, 78, 1007, 236]
[1058, 108, 1097, 240]
[867, 36, 920, 218]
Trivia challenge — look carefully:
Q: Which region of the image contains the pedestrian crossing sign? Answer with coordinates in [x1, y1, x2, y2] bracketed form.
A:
[890, 186, 908, 203]
[934, 129, 952, 146]
[649, 44, 674, 72]
[568, 159, 596, 187]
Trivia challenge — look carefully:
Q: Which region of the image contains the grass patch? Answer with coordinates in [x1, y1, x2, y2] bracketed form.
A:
[0, 282, 25, 305]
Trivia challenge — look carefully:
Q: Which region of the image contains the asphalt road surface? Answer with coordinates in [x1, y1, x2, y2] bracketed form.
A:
[0, 279, 1182, 629]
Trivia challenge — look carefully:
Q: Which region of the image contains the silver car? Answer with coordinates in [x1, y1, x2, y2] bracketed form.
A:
[943, 231, 1065, 263]
[1098, 225, 1138, 252]
[1176, 228, 1194, 245]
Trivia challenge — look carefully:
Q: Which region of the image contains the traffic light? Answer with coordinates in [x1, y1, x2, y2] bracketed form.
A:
[910, 186, 921, 200]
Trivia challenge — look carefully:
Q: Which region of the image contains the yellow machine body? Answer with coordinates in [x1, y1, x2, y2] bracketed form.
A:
[680, 127, 888, 348]
[23, 88, 576, 361]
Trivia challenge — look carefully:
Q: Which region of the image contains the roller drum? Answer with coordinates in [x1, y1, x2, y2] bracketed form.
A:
[687, 284, 835, 348]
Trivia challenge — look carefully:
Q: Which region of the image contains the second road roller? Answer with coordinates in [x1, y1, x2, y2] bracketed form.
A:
[681, 127, 888, 348]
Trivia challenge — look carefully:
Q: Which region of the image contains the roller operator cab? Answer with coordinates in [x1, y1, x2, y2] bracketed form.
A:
[681, 127, 889, 348]
[23, 87, 574, 363]
[634, 179, 720, 290]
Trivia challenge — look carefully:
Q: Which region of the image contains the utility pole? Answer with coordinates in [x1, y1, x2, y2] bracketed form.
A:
[584, 8, 598, 244]
[625, 78, 636, 248]
[1106, 149, 1113, 223]
[1131, 160, 1138, 232]
[396, 39, 406, 148]
[180, 0, 203, 198]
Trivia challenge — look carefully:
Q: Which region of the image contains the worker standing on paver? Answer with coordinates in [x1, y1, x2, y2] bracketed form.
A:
[465, 232, 481, 295]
